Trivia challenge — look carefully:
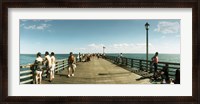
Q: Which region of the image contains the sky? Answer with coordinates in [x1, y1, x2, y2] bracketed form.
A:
[20, 19, 180, 54]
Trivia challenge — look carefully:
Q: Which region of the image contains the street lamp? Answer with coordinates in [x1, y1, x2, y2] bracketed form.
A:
[145, 22, 150, 71]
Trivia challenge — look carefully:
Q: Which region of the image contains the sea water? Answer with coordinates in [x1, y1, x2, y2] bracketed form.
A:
[20, 54, 70, 65]
[20, 53, 180, 65]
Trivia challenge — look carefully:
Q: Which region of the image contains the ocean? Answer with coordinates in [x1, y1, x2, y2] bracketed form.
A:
[20, 53, 180, 65]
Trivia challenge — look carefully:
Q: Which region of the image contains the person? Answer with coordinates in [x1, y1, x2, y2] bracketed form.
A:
[43, 51, 52, 78]
[80, 54, 82, 62]
[120, 53, 123, 58]
[97, 53, 100, 59]
[49, 52, 56, 82]
[67, 52, 76, 77]
[34, 52, 43, 84]
[79, 52, 81, 62]
[174, 69, 180, 84]
[77, 53, 80, 62]
[117, 53, 123, 64]
[160, 66, 169, 84]
[151, 52, 159, 80]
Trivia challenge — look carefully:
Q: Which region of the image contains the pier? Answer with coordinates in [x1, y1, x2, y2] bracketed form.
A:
[20, 56, 180, 84]
[42, 57, 150, 84]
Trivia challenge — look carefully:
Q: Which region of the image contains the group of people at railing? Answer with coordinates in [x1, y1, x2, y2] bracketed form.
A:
[33, 51, 56, 84]
[32, 51, 77, 84]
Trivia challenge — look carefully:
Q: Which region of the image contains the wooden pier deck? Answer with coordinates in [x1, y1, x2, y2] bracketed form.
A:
[42, 57, 151, 84]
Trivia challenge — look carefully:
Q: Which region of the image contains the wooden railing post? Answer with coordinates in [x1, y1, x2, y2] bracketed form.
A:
[165, 63, 169, 72]
[63, 60, 65, 71]
[126, 58, 128, 66]
[121, 58, 123, 65]
[131, 59, 133, 68]
[31, 65, 35, 84]
[55, 62, 58, 73]
[150, 61, 153, 73]
[139, 60, 142, 70]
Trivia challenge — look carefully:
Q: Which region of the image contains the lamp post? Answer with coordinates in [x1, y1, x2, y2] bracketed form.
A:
[145, 22, 150, 71]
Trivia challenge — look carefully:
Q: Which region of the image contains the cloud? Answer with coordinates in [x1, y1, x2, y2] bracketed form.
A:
[23, 24, 51, 30]
[32, 20, 52, 22]
[88, 43, 104, 48]
[24, 25, 36, 29]
[21, 19, 28, 22]
[113, 43, 131, 48]
[36, 24, 51, 30]
[79, 48, 86, 50]
[161, 36, 166, 39]
[44, 20, 52, 22]
[78, 43, 155, 53]
[154, 21, 180, 34]
[20, 23, 25, 27]
[136, 43, 152, 46]
[110, 43, 154, 53]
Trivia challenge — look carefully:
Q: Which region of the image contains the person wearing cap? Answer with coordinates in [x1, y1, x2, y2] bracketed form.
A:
[67, 52, 76, 77]
[43, 51, 52, 78]
[49, 52, 56, 82]
[34, 52, 43, 84]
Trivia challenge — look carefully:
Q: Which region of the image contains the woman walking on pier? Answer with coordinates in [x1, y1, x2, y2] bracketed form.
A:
[34, 52, 43, 84]
[67, 52, 76, 77]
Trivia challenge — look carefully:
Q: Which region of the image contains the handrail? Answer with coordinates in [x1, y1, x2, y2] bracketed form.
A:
[105, 55, 180, 79]
[20, 58, 68, 84]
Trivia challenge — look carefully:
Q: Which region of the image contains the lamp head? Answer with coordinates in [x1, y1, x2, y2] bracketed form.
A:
[145, 22, 150, 30]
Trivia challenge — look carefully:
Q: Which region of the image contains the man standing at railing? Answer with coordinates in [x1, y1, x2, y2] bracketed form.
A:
[118, 53, 123, 64]
[67, 52, 76, 77]
[151, 52, 159, 80]
[49, 52, 56, 82]
[43, 51, 52, 78]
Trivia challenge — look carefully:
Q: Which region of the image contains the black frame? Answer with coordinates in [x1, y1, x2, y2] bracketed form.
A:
[0, 0, 199, 104]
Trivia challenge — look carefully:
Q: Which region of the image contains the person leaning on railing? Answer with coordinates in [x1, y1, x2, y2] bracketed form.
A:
[34, 52, 43, 84]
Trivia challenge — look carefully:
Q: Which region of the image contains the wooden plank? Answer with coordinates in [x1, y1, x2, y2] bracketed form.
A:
[42, 58, 150, 84]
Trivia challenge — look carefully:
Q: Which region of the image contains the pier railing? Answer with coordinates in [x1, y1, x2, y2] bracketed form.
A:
[105, 56, 180, 79]
[20, 59, 68, 84]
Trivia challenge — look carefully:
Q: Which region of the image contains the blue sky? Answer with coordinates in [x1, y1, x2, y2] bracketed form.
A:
[20, 19, 180, 54]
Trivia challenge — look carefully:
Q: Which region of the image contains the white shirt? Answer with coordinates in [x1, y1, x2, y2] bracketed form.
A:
[36, 57, 43, 62]
[45, 55, 52, 66]
[51, 56, 56, 65]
